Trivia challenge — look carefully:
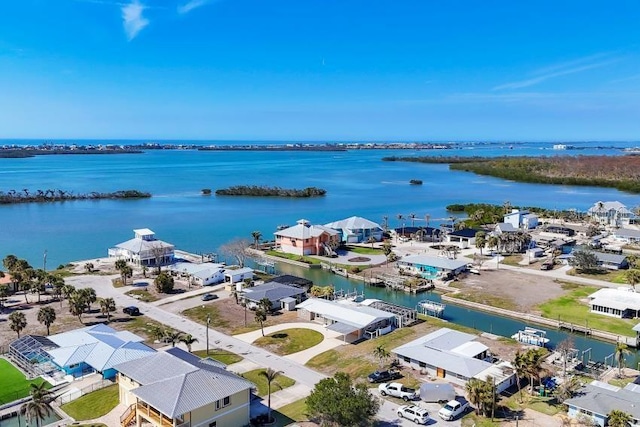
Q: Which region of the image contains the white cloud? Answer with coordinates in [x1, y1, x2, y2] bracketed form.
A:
[493, 55, 618, 91]
[178, 0, 209, 14]
[122, 0, 149, 41]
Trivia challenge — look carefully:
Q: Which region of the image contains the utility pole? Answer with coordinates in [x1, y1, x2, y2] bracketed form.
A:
[206, 313, 211, 355]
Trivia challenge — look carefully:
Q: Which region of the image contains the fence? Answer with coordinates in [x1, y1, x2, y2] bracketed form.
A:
[54, 379, 115, 405]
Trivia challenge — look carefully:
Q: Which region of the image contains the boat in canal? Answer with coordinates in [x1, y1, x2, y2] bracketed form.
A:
[511, 327, 550, 347]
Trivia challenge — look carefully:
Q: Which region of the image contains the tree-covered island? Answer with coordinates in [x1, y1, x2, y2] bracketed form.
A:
[0, 189, 151, 204]
[382, 155, 640, 193]
[215, 185, 326, 197]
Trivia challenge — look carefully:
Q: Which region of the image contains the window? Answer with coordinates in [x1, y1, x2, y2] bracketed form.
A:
[215, 400, 220, 410]
[223, 396, 230, 406]
[209, 422, 217, 427]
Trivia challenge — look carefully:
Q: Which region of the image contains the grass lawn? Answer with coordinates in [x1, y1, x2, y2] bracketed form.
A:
[125, 289, 158, 302]
[193, 349, 243, 365]
[253, 328, 324, 355]
[118, 317, 177, 344]
[241, 369, 295, 397]
[265, 251, 322, 265]
[609, 376, 636, 387]
[446, 291, 518, 311]
[567, 268, 628, 284]
[0, 359, 51, 405]
[182, 304, 230, 329]
[61, 385, 119, 421]
[346, 245, 384, 255]
[537, 285, 637, 336]
[500, 255, 523, 266]
[271, 398, 308, 427]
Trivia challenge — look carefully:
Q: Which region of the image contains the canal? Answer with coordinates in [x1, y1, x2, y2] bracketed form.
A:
[269, 261, 640, 367]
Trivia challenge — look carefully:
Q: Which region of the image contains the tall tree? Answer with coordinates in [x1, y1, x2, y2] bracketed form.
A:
[120, 265, 133, 286]
[99, 297, 116, 322]
[259, 368, 282, 423]
[9, 311, 27, 337]
[179, 334, 198, 352]
[254, 308, 267, 337]
[0, 284, 8, 311]
[20, 383, 52, 427]
[259, 297, 272, 314]
[114, 259, 127, 271]
[523, 349, 546, 394]
[614, 342, 630, 377]
[625, 269, 640, 292]
[163, 330, 184, 347]
[607, 409, 632, 427]
[37, 306, 56, 335]
[569, 249, 600, 273]
[220, 238, 251, 267]
[373, 345, 390, 369]
[68, 292, 87, 323]
[475, 231, 487, 255]
[306, 372, 379, 427]
[78, 287, 97, 312]
[466, 378, 486, 415]
[154, 272, 174, 293]
[512, 350, 527, 402]
[251, 231, 262, 249]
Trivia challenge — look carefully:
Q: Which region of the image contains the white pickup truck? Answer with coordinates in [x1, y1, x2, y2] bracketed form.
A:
[378, 382, 419, 401]
[438, 399, 470, 421]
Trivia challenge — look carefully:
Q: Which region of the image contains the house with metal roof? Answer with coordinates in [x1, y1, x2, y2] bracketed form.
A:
[588, 201, 636, 227]
[613, 228, 640, 244]
[588, 287, 640, 318]
[296, 298, 397, 342]
[324, 216, 383, 243]
[47, 324, 155, 380]
[108, 228, 175, 267]
[503, 209, 539, 230]
[397, 254, 468, 280]
[565, 380, 640, 427]
[224, 267, 254, 284]
[274, 219, 340, 256]
[115, 347, 254, 427]
[241, 282, 307, 310]
[169, 262, 226, 286]
[392, 328, 516, 393]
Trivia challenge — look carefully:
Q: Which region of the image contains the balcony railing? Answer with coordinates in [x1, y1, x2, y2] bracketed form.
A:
[136, 402, 178, 427]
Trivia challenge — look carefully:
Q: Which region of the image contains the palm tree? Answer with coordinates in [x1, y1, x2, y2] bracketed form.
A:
[259, 368, 282, 423]
[163, 330, 184, 347]
[255, 308, 267, 336]
[20, 384, 52, 427]
[475, 231, 486, 255]
[83, 262, 94, 273]
[614, 342, 630, 377]
[121, 265, 133, 286]
[79, 287, 97, 312]
[259, 297, 272, 314]
[512, 350, 527, 402]
[465, 378, 485, 415]
[114, 259, 127, 271]
[396, 214, 404, 240]
[607, 409, 632, 427]
[68, 293, 86, 323]
[99, 297, 116, 322]
[37, 306, 56, 335]
[251, 231, 262, 249]
[409, 213, 417, 227]
[625, 269, 640, 292]
[9, 311, 27, 337]
[523, 349, 545, 394]
[179, 334, 199, 352]
[373, 345, 390, 369]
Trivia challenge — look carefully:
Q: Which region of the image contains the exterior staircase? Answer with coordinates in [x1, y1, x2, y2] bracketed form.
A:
[120, 403, 136, 427]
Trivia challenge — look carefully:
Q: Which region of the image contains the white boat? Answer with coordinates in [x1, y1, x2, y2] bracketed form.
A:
[511, 327, 549, 347]
[418, 300, 445, 317]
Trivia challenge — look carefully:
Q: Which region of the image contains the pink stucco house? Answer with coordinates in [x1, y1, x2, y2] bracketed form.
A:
[274, 219, 340, 256]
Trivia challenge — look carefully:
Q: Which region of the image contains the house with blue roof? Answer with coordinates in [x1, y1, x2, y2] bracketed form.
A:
[45, 324, 155, 379]
[397, 254, 468, 279]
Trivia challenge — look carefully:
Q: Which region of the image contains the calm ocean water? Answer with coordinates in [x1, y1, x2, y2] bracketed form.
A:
[1, 140, 639, 268]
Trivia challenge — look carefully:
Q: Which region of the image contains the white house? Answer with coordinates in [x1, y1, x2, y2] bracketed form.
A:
[168, 262, 226, 286]
[565, 381, 640, 427]
[503, 209, 539, 230]
[296, 298, 397, 342]
[108, 229, 174, 267]
[588, 201, 636, 227]
[224, 267, 254, 284]
[613, 228, 640, 244]
[324, 216, 384, 243]
[588, 287, 640, 318]
[392, 328, 516, 393]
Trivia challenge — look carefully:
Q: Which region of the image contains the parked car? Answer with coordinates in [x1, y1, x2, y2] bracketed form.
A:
[540, 262, 553, 270]
[397, 405, 430, 425]
[201, 293, 218, 301]
[367, 369, 402, 383]
[438, 399, 469, 421]
[378, 382, 419, 401]
[123, 306, 140, 316]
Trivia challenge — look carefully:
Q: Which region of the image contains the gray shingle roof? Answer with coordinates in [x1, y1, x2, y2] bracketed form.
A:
[242, 282, 306, 303]
[565, 381, 640, 419]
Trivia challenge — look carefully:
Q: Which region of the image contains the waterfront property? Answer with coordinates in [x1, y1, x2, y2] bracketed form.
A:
[394, 226, 442, 242]
[493, 222, 519, 234]
[9, 324, 154, 381]
[587, 201, 636, 228]
[397, 254, 468, 279]
[116, 347, 253, 427]
[108, 228, 175, 267]
[295, 298, 398, 342]
[169, 261, 226, 286]
[565, 380, 640, 427]
[224, 267, 254, 284]
[324, 215, 383, 243]
[503, 209, 539, 230]
[588, 287, 640, 318]
[392, 328, 516, 393]
[612, 227, 640, 244]
[269, 274, 314, 291]
[274, 219, 340, 256]
[240, 282, 307, 310]
[444, 228, 478, 249]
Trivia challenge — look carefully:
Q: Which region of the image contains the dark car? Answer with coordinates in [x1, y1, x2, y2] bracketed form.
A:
[123, 306, 140, 316]
[367, 369, 402, 383]
[201, 293, 218, 301]
[540, 262, 553, 271]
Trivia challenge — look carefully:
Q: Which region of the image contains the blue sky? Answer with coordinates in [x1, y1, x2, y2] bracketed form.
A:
[1, 0, 639, 141]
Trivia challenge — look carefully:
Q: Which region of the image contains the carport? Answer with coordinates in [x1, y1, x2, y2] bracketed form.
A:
[326, 322, 360, 342]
